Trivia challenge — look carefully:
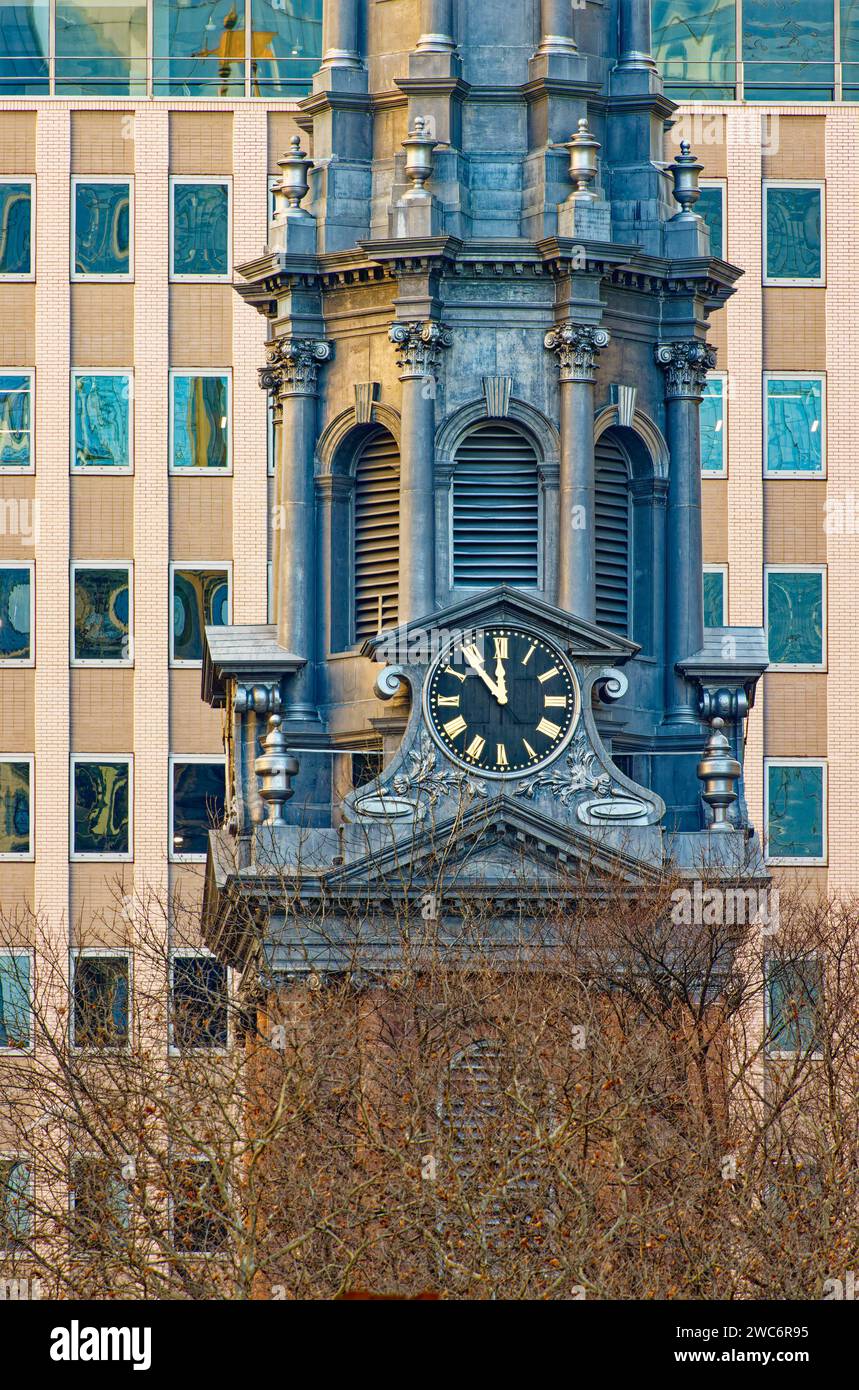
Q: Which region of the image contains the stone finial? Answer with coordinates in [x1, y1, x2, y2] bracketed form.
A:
[697, 718, 741, 832]
[275, 135, 314, 219]
[255, 715, 299, 827]
[402, 116, 439, 199]
[669, 140, 704, 221]
[545, 322, 610, 383]
[565, 118, 601, 201]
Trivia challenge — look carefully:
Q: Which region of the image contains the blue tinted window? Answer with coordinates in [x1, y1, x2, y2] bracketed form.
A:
[70, 1158, 130, 1248]
[698, 185, 723, 259]
[0, 1159, 31, 1247]
[765, 186, 822, 283]
[653, 0, 737, 99]
[171, 373, 230, 470]
[766, 763, 825, 862]
[0, 952, 30, 1047]
[73, 566, 131, 663]
[171, 760, 226, 859]
[0, 760, 30, 857]
[766, 958, 822, 1054]
[171, 182, 229, 278]
[767, 570, 824, 667]
[765, 377, 823, 475]
[0, 181, 32, 275]
[701, 377, 725, 474]
[0, 373, 32, 469]
[73, 955, 129, 1046]
[703, 570, 726, 628]
[0, 1, 49, 94]
[73, 373, 131, 469]
[72, 760, 130, 857]
[0, 566, 31, 661]
[250, 0, 322, 96]
[56, 0, 146, 95]
[154, 0, 245, 96]
[172, 569, 229, 664]
[744, 0, 835, 100]
[172, 955, 228, 1049]
[73, 180, 131, 277]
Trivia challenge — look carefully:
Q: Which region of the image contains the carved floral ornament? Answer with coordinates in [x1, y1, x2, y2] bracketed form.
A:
[544, 322, 611, 383]
[654, 340, 717, 400]
[258, 337, 332, 398]
[388, 320, 453, 380]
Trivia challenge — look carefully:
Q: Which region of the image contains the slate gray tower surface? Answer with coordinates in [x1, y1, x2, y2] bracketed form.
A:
[201, 0, 769, 971]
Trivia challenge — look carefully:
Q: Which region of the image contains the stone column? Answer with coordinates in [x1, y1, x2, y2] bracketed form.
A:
[322, 0, 361, 68]
[545, 323, 610, 621]
[263, 336, 331, 718]
[656, 340, 716, 723]
[536, 0, 578, 56]
[618, 0, 656, 69]
[389, 320, 452, 622]
[417, 0, 455, 52]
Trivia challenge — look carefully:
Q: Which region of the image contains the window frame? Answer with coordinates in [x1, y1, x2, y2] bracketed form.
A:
[70, 175, 134, 283]
[168, 753, 227, 863]
[764, 757, 828, 867]
[762, 180, 825, 288]
[169, 1153, 230, 1258]
[69, 753, 133, 863]
[698, 177, 726, 260]
[0, 176, 35, 281]
[763, 371, 826, 480]
[764, 563, 827, 673]
[168, 947, 231, 1055]
[168, 561, 233, 669]
[703, 563, 728, 627]
[70, 560, 134, 669]
[0, 560, 35, 667]
[0, 367, 35, 475]
[168, 368, 232, 476]
[0, 1153, 34, 1253]
[700, 369, 728, 478]
[0, 753, 34, 861]
[70, 947, 132, 1052]
[68, 1152, 131, 1257]
[70, 367, 134, 475]
[0, 947, 35, 1053]
[169, 176, 233, 284]
[765, 953, 824, 1061]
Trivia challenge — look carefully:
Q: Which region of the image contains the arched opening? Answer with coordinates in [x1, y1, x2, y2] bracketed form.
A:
[595, 429, 632, 636]
[353, 426, 400, 640]
[451, 421, 541, 589]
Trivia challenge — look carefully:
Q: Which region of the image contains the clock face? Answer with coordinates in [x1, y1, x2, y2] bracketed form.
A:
[424, 626, 580, 777]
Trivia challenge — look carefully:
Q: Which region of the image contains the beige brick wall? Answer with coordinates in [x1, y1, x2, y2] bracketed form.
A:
[169, 112, 233, 175]
[70, 111, 134, 175]
[71, 284, 134, 365]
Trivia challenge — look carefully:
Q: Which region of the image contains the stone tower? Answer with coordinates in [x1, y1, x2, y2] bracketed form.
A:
[201, 0, 768, 973]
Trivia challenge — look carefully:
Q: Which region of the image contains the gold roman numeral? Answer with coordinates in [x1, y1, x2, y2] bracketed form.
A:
[496, 743, 509, 768]
[538, 666, 560, 684]
[443, 715, 468, 739]
[436, 694, 461, 707]
[536, 717, 561, 739]
[442, 664, 467, 683]
[461, 642, 484, 666]
[522, 643, 537, 666]
[544, 695, 567, 709]
[493, 636, 509, 658]
[466, 735, 486, 760]
[523, 739, 538, 760]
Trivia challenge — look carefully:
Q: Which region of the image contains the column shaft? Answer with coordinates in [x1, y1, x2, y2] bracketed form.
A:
[619, 0, 654, 67]
[418, 0, 455, 50]
[322, 0, 360, 65]
[537, 0, 578, 55]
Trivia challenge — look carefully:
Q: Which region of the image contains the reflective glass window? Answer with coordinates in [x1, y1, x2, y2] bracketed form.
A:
[0, 180, 33, 276]
[766, 569, 825, 668]
[0, 565, 32, 662]
[765, 377, 824, 475]
[170, 373, 230, 471]
[171, 567, 230, 664]
[766, 762, 826, 863]
[73, 372, 131, 470]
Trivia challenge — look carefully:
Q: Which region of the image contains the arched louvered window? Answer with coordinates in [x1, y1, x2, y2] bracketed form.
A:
[353, 428, 400, 640]
[452, 422, 541, 588]
[595, 431, 631, 635]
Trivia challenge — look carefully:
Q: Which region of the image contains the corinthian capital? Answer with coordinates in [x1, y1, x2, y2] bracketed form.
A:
[389, 320, 453, 380]
[260, 337, 332, 398]
[655, 340, 717, 400]
[544, 322, 610, 383]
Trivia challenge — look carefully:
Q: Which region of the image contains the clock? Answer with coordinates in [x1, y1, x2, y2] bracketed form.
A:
[424, 625, 580, 777]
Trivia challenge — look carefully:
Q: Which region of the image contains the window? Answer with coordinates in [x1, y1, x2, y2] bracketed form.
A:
[71, 177, 132, 280]
[353, 428, 400, 640]
[170, 756, 226, 861]
[0, 370, 33, 471]
[71, 563, 132, 666]
[766, 957, 823, 1057]
[248, 0, 322, 97]
[698, 181, 725, 260]
[172, 1157, 229, 1255]
[0, 952, 32, 1050]
[744, 0, 835, 102]
[701, 374, 727, 476]
[170, 371, 231, 472]
[170, 952, 228, 1051]
[0, 1, 50, 94]
[764, 375, 825, 477]
[765, 567, 825, 670]
[71, 756, 132, 860]
[595, 430, 631, 636]
[56, 0, 146, 94]
[0, 1159, 32, 1252]
[72, 370, 132, 472]
[70, 1157, 130, 1253]
[703, 566, 728, 627]
[765, 760, 826, 865]
[170, 565, 231, 666]
[72, 951, 130, 1048]
[0, 177, 33, 277]
[0, 757, 32, 859]
[170, 179, 231, 280]
[652, 0, 737, 100]
[452, 423, 541, 591]
[0, 563, 33, 664]
[764, 183, 824, 286]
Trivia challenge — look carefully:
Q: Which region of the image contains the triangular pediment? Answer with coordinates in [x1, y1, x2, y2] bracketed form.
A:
[361, 586, 639, 666]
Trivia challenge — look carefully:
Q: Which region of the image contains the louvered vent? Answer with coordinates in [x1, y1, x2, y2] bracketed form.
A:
[452, 423, 540, 587]
[595, 432, 631, 635]
[354, 429, 400, 640]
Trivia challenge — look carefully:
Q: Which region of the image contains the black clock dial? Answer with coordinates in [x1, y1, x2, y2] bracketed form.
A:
[425, 626, 580, 776]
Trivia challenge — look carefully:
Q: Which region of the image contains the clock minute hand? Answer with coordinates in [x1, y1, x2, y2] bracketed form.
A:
[461, 643, 504, 703]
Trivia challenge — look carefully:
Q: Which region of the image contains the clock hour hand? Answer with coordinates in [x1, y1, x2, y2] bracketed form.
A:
[461, 643, 507, 704]
[494, 655, 508, 705]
